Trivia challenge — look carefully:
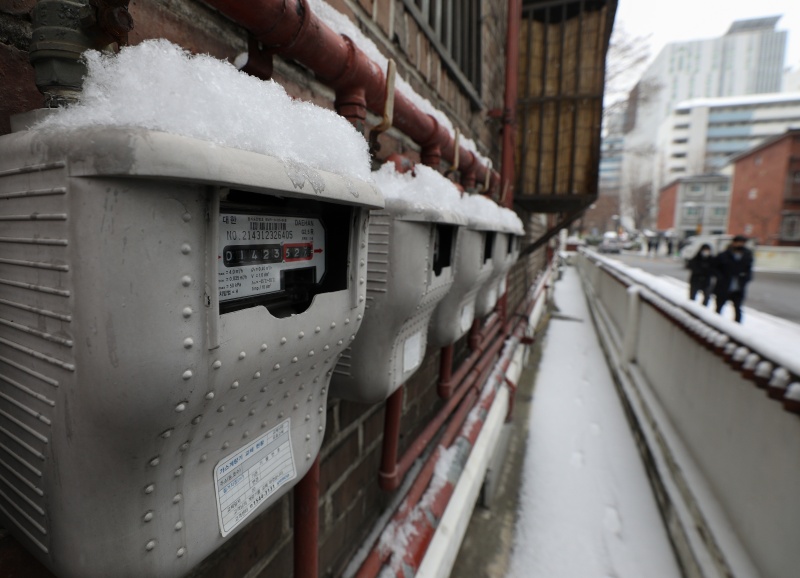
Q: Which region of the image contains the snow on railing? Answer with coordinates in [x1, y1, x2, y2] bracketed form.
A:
[581, 249, 800, 415]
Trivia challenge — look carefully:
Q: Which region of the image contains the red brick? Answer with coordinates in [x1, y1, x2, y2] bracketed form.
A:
[729, 132, 800, 245]
[357, 0, 374, 15]
[375, 0, 392, 37]
[0, 1, 35, 15]
[657, 182, 678, 230]
[0, 43, 44, 136]
[320, 493, 369, 577]
[320, 428, 360, 493]
[326, 0, 353, 20]
[128, 0, 243, 61]
[363, 405, 385, 450]
[331, 445, 381, 518]
[187, 495, 287, 578]
[405, 14, 418, 65]
[338, 398, 373, 431]
[254, 539, 293, 578]
[419, 36, 430, 81]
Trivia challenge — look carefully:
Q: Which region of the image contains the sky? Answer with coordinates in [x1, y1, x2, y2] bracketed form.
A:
[615, 0, 800, 71]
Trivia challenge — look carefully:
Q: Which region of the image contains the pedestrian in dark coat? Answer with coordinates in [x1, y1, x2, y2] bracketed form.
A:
[713, 235, 754, 323]
[688, 243, 714, 306]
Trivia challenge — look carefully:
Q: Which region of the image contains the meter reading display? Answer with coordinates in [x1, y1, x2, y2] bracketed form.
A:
[218, 214, 326, 303]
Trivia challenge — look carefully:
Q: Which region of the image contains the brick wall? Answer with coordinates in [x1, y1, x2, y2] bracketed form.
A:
[657, 182, 678, 231]
[0, 2, 551, 577]
[729, 138, 792, 245]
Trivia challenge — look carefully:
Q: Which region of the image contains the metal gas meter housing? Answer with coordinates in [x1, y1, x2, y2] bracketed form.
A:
[330, 195, 466, 404]
[0, 126, 382, 578]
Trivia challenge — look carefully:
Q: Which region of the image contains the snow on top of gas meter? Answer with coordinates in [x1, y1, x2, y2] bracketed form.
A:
[373, 162, 466, 224]
[31, 39, 372, 183]
[461, 193, 525, 235]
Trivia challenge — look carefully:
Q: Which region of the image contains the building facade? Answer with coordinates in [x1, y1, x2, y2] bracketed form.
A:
[729, 129, 800, 245]
[656, 174, 731, 238]
[620, 16, 787, 229]
[654, 92, 800, 189]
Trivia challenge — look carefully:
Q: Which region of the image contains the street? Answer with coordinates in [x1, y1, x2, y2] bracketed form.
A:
[609, 252, 800, 323]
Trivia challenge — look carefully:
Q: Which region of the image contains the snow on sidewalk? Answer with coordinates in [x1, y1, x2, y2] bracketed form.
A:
[506, 266, 681, 578]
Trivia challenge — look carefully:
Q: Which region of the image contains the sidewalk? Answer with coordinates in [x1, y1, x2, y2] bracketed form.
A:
[452, 266, 681, 577]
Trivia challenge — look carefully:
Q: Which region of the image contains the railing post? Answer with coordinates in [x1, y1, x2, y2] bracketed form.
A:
[623, 286, 641, 364]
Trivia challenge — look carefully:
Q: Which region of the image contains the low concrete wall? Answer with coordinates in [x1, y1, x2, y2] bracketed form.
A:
[577, 251, 800, 578]
[754, 245, 800, 271]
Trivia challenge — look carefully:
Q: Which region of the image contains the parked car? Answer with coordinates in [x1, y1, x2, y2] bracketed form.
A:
[598, 238, 623, 254]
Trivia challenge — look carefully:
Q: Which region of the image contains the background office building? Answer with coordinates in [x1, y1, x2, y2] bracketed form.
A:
[620, 16, 787, 228]
[654, 92, 800, 189]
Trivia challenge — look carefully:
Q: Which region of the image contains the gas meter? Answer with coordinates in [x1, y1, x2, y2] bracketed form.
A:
[330, 193, 467, 404]
[474, 212, 525, 318]
[0, 126, 382, 578]
[428, 199, 499, 347]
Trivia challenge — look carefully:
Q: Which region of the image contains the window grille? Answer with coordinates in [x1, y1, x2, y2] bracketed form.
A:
[405, 0, 483, 108]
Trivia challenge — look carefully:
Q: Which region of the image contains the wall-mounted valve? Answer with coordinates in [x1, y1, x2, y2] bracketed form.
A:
[29, 0, 132, 106]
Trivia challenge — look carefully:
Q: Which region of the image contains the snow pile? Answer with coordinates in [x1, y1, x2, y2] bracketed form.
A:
[373, 164, 524, 233]
[461, 193, 525, 234]
[372, 162, 464, 216]
[33, 40, 372, 182]
[307, 0, 488, 165]
[507, 266, 681, 578]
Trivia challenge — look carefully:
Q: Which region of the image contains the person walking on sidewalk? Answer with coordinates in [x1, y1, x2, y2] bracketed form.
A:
[713, 235, 753, 323]
[688, 243, 714, 306]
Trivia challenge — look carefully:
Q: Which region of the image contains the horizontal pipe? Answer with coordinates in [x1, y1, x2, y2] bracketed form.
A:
[201, 0, 499, 191]
[358, 377, 484, 578]
[360, 318, 530, 578]
[438, 316, 502, 399]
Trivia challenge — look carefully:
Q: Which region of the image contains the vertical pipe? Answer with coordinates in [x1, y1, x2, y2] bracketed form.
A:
[378, 386, 404, 490]
[438, 345, 454, 398]
[501, 0, 522, 208]
[294, 456, 320, 578]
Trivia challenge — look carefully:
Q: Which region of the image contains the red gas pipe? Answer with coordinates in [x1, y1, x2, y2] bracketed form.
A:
[438, 314, 502, 399]
[201, 0, 500, 191]
[359, 311, 531, 578]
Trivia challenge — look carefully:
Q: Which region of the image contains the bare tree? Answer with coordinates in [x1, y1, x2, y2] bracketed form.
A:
[630, 181, 654, 230]
[603, 24, 653, 116]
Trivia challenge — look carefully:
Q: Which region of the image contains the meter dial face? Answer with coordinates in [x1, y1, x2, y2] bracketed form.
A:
[218, 214, 326, 303]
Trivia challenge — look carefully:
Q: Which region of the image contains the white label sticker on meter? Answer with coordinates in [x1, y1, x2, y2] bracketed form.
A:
[460, 302, 475, 332]
[218, 214, 326, 302]
[500, 277, 507, 295]
[214, 419, 296, 537]
[403, 331, 423, 373]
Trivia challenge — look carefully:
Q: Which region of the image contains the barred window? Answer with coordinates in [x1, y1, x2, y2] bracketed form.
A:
[405, 0, 482, 107]
[781, 214, 800, 241]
